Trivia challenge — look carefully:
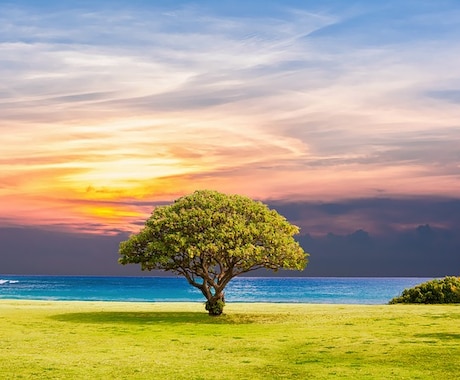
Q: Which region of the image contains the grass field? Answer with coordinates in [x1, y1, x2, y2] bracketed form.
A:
[1, 300, 459, 379]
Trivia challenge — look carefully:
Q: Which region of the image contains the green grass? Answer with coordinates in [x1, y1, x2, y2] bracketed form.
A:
[1, 301, 459, 379]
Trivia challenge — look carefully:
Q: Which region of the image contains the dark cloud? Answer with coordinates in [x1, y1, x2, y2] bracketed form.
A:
[0, 227, 144, 276]
[269, 197, 460, 235]
[295, 225, 460, 277]
[1, 197, 459, 276]
[267, 197, 460, 277]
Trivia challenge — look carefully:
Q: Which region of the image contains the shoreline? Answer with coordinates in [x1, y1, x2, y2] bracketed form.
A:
[0, 299, 404, 313]
[0, 298, 388, 307]
[0, 298, 386, 305]
[3, 298, 459, 313]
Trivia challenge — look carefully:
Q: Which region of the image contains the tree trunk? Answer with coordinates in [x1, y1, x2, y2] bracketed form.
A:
[205, 292, 225, 316]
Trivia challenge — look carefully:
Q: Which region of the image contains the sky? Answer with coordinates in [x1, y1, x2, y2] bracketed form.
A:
[1, 0, 460, 276]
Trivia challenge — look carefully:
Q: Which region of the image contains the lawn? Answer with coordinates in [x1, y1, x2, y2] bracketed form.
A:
[1, 300, 459, 379]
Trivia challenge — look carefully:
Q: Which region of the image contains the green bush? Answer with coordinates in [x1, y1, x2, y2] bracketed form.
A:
[389, 276, 460, 304]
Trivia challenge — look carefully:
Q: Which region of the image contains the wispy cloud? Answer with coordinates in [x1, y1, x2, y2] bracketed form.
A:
[1, 1, 460, 233]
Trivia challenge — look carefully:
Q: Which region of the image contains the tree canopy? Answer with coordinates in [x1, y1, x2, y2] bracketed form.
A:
[119, 190, 308, 315]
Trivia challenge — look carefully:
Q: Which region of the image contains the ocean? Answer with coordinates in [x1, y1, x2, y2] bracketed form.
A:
[0, 276, 430, 304]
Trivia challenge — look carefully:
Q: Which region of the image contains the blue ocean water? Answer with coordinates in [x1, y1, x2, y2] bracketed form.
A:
[0, 276, 431, 304]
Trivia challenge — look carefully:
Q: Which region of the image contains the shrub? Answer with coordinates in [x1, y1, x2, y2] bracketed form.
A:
[389, 276, 460, 304]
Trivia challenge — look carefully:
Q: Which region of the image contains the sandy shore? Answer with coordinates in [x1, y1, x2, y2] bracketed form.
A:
[0, 299, 384, 314]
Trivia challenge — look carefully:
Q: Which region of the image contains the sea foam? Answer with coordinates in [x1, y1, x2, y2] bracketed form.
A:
[0, 279, 18, 285]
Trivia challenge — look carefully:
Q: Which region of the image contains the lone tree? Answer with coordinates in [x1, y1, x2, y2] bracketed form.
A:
[119, 190, 308, 315]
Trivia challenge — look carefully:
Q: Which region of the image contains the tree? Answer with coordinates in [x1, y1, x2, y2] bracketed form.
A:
[119, 190, 308, 315]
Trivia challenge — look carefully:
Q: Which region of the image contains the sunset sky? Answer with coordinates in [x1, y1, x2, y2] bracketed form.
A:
[1, 0, 460, 276]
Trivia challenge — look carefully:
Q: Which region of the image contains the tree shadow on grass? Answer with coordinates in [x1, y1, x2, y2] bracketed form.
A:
[414, 333, 460, 340]
[50, 312, 259, 325]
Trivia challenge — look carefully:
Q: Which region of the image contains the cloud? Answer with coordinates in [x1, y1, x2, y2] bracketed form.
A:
[269, 197, 460, 236]
[1, 0, 460, 236]
[2, 196, 459, 276]
[296, 224, 460, 277]
[427, 90, 460, 104]
[269, 196, 460, 276]
[0, 226, 136, 275]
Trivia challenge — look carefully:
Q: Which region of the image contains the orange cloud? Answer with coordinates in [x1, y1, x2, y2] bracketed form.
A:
[2, 1, 460, 235]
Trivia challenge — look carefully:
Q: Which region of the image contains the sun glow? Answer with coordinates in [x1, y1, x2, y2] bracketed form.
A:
[2, 1, 460, 235]
[83, 205, 142, 220]
[68, 157, 191, 195]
